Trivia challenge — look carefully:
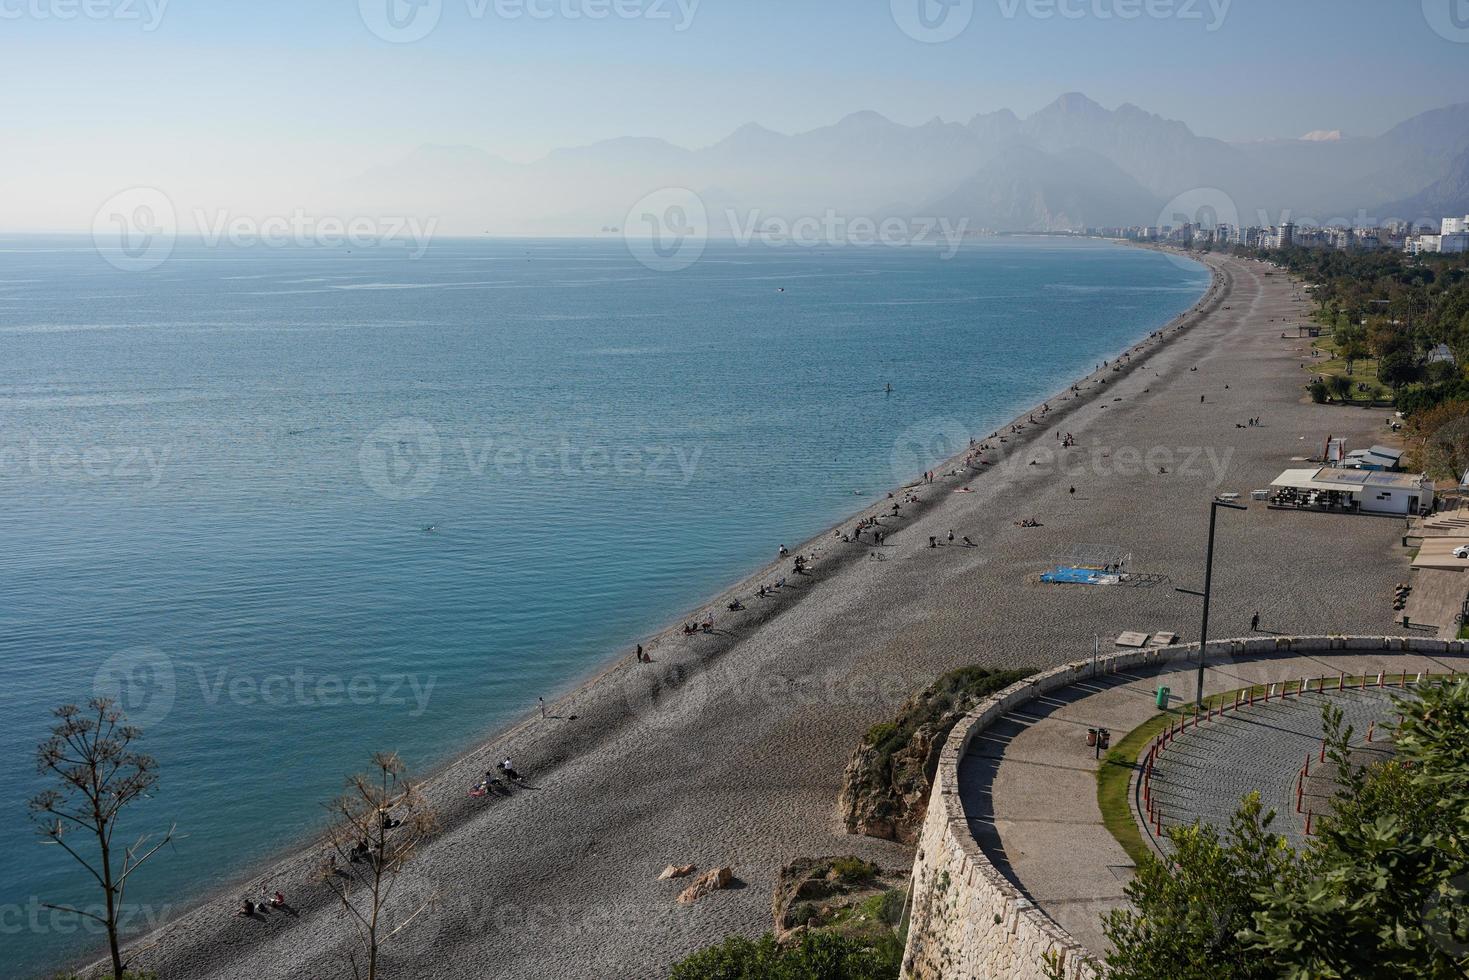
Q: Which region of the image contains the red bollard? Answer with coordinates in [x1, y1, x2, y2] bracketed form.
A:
[1296, 773, 1303, 813]
[1338, 673, 1344, 691]
[1305, 809, 1314, 835]
[1367, 722, 1375, 743]
[1319, 738, 1326, 763]
[1304, 753, 1310, 777]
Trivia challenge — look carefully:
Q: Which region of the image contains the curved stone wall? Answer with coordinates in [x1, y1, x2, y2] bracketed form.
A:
[899, 636, 1468, 980]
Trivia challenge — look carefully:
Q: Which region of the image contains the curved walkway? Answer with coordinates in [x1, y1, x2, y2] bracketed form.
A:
[1145, 684, 1408, 854]
[954, 642, 1469, 962]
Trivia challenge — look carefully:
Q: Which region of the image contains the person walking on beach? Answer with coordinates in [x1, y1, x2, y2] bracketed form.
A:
[539, 697, 546, 718]
[1251, 610, 1260, 632]
[947, 529, 954, 544]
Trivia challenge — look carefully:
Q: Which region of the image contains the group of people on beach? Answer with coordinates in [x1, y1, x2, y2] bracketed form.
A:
[238, 887, 287, 918]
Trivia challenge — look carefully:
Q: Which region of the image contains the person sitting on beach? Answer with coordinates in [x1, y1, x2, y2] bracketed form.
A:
[728, 599, 744, 611]
[778, 544, 789, 557]
[240, 899, 258, 917]
[962, 536, 974, 546]
[271, 891, 286, 908]
[701, 619, 713, 631]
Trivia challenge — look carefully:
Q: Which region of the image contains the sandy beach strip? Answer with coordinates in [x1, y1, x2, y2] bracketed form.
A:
[111, 250, 1412, 980]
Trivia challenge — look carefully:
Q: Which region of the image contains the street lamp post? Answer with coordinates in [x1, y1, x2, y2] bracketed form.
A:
[1195, 498, 1248, 705]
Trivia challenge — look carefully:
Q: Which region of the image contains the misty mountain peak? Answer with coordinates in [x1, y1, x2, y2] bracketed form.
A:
[1042, 92, 1107, 117]
[835, 109, 895, 129]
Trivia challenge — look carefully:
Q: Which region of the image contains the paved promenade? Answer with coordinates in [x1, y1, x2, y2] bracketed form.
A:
[960, 649, 1469, 958]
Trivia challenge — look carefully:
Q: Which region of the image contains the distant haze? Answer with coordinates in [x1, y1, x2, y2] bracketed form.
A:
[331, 94, 1469, 236]
[4, 0, 1469, 233]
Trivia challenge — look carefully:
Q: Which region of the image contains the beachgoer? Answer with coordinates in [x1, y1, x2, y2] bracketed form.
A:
[1251, 611, 1260, 632]
[947, 530, 954, 543]
[539, 697, 546, 718]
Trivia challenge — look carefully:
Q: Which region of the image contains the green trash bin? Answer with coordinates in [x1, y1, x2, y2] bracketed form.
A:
[1155, 685, 1171, 709]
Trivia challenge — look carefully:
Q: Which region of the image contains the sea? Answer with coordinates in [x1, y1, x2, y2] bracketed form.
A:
[0, 235, 1207, 976]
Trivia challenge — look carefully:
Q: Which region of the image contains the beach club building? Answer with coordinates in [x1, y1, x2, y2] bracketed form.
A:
[1270, 466, 1434, 516]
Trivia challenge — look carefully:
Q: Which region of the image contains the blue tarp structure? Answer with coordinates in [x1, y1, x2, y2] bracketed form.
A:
[1040, 566, 1118, 586]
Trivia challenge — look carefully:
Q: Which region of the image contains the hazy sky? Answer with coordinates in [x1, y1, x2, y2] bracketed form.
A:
[4, 0, 1468, 229]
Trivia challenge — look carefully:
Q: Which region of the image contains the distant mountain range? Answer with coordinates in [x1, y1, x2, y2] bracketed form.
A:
[339, 93, 1469, 236]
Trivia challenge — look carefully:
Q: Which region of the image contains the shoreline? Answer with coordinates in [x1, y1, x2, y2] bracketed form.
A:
[97, 245, 1222, 980]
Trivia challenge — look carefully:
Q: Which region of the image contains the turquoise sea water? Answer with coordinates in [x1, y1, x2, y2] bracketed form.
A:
[0, 236, 1206, 975]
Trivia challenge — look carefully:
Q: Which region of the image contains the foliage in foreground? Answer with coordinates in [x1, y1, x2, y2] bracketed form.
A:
[1103, 680, 1469, 979]
[669, 931, 902, 980]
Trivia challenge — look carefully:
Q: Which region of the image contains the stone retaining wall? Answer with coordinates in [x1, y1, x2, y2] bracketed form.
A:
[899, 635, 1468, 980]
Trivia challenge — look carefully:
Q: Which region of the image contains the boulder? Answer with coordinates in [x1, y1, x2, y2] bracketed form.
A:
[839, 666, 1031, 843]
[677, 866, 733, 904]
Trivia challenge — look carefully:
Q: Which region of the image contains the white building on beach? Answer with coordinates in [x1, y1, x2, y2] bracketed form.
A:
[1270, 467, 1434, 516]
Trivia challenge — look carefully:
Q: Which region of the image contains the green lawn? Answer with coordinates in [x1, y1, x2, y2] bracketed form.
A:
[1305, 332, 1391, 402]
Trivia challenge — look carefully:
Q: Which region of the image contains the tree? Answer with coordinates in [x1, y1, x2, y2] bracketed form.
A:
[1327, 374, 1353, 403]
[321, 752, 437, 980]
[1336, 324, 1368, 374]
[1103, 682, 1469, 979]
[1102, 793, 1299, 980]
[29, 699, 176, 980]
[1244, 686, 1469, 978]
[1378, 349, 1419, 390]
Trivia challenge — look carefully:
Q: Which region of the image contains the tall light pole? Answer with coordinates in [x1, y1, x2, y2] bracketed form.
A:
[1195, 498, 1248, 705]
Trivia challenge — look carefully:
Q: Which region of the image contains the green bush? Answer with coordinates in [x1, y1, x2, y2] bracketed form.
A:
[669, 931, 902, 980]
[829, 857, 879, 884]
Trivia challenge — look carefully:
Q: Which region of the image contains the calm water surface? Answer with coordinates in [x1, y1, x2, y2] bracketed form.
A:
[0, 236, 1206, 975]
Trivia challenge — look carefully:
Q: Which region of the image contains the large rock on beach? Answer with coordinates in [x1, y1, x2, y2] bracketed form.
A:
[839, 666, 1032, 843]
[677, 866, 733, 904]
